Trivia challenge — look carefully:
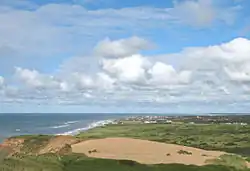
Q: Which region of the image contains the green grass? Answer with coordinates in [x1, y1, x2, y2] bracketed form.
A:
[3, 123, 250, 170]
[0, 147, 10, 163]
[206, 154, 248, 170]
[20, 135, 54, 154]
[76, 123, 250, 156]
[0, 153, 247, 171]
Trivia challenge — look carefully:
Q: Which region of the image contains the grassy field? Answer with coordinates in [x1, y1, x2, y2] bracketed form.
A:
[76, 123, 250, 156]
[0, 153, 248, 171]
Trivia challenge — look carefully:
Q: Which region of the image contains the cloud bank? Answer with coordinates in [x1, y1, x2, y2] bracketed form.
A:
[1, 37, 250, 107]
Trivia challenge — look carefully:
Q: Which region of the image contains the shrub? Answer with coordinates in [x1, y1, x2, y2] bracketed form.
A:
[177, 150, 192, 155]
[88, 149, 98, 154]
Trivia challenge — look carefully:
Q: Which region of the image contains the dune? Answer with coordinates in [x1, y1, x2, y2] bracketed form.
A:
[72, 137, 226, 166]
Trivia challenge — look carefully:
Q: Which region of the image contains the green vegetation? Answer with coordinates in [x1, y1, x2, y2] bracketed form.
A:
[206, 154, 248, 170]
[177, 150, 192, 155]
[2, 122, 250, 170]
[77, 123, 250, 156]
[20, 135, 53, 154]
[0, 147, 10, 163]
[0, 153, 248, 171]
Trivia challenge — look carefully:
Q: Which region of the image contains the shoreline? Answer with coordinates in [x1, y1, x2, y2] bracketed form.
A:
[0, 119, 116, 143]
[57, 119, 115, 136]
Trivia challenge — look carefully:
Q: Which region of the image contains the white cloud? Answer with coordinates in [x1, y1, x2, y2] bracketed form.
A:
[171, 0, 240, 27]
[178, 38, 250, 85]
[180, 37, 250, 63]
[15, 67, 60, 89]
[2, 36, 250, 106]
[0, 0, 241, 82]
[101, 54, 151, 83]
[0, 1, 239, 71]
[71, 72, 94, 89]
[224, 66, 250, 82]
[96, 72, 116, 90]
[148, 62, 191, 85]
[0, 76, 4, 88]
[94, 36, 152, 58]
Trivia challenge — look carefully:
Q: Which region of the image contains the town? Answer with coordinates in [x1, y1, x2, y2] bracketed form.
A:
[114, 115, 249, 125]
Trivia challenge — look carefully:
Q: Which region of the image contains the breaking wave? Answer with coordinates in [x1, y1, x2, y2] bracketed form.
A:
[50, 124, 70, 129]
[58, 120, 114, 135]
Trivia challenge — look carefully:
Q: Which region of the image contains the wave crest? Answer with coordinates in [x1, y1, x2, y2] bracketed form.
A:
[58, 120, 114, 135]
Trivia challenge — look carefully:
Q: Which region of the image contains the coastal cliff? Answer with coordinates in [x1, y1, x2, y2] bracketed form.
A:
[0, 135, 79, 156]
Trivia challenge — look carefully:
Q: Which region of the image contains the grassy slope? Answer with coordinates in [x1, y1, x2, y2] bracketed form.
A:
[206, 154, 248, 170]
[76, 123, 250, 156]
[2, 123, 250, 170]
[0, 153, 246, 171]
[20, 135, 54, 154]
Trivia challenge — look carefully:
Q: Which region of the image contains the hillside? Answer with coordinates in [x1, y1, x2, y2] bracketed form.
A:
[1, 123, 250, 170]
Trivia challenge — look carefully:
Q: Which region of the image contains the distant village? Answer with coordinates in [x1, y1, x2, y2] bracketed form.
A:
[113, 115, 249, 125]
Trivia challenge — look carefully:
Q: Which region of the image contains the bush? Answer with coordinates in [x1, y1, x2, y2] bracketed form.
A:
[88, 149, 98, 154]
[177, 150, 192, 155]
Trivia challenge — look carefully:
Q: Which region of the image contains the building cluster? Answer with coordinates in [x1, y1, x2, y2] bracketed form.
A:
[124, 116, 173, 124]
[116, 115, 249, 125]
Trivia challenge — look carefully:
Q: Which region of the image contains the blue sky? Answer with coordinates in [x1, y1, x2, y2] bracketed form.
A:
[0, 0, 250, 113]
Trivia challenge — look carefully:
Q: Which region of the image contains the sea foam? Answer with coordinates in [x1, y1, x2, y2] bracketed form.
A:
[58, 120, 114, 135]
[50, 124, 70, 129]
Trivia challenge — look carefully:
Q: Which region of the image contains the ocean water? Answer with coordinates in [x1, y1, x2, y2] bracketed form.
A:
[0, 113, 129, 143]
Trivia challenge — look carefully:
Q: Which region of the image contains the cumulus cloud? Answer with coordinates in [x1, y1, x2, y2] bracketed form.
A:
[1, 36, 250, 107]
[178, 38, 250, 84]
[224, 65, 250, 82]
[148, 62, 191, 85]
[94, 37, 153, 58]
[101, 54, 151, 83]
[14, 67, 60, 89]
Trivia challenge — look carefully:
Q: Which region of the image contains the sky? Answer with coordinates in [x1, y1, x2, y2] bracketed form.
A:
[0, 0, 250, 113]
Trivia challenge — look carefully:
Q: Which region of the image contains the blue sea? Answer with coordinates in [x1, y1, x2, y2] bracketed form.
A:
[0, 113, 130, 143]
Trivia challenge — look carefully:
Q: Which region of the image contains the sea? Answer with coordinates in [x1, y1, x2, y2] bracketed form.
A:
[0, 113, 131, 143]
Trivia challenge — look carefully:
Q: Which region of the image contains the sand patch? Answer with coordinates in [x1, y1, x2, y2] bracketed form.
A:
[72, 137, 225, 166]
[39, 136, 79, 154]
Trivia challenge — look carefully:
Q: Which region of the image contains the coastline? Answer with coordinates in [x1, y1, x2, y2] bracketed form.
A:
[0, 119, 116, 143]
[0, 113, 124, 143]
[57, 119, 115, 136]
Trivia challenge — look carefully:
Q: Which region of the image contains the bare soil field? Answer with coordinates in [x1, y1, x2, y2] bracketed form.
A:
[72, 137, 226, 166]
